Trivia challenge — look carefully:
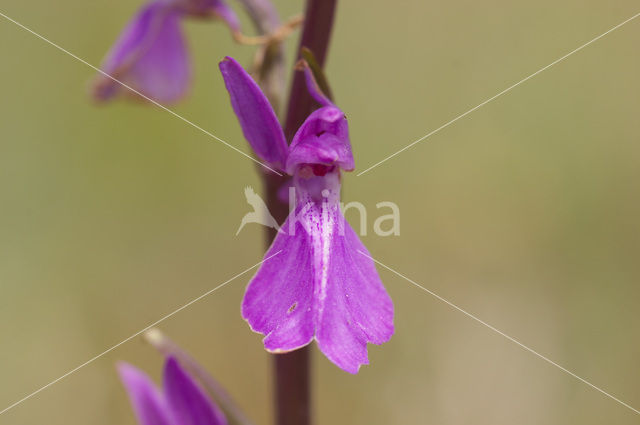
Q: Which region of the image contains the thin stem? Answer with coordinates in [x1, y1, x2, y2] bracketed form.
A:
[231, 14, 304, 46]
[238, 2, 338, 425]
[271, 3, 339, 425]
[273, 347, 311, 425]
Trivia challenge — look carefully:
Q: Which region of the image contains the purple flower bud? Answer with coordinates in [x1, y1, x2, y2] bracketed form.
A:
[219, 57, 394, 374]
[118, 357, 227, 425]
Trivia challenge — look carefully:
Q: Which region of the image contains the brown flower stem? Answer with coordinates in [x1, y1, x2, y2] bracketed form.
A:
[273, 347, 312, 425]
[270, 3, 339, 425]
[237, 1, 338, 424]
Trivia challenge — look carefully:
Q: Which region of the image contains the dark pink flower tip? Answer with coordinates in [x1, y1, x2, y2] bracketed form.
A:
[93, 0, 191, 104]
[118, 357, 227, 425]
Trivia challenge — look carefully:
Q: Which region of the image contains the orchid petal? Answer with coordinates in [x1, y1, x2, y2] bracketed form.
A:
[94, 0, 191, 103]
[219, 57, 289, 170]
[286, 106, 355, 173]
[277, 178, 295, 203]
[94, 1, 190, 104]
[315, 213, 394, 373]
[118, 362, 176, 425]
[242, 213, 315, 352]
[163, 357, 228, 425]
[243, 170, 393, 373]
[301, 64, 333, 107]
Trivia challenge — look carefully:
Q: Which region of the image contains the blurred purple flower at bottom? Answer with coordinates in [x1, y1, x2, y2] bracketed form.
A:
[118, 357, 227, 425]
[93, 0, 239, 104]
[219, 57, 394, 374]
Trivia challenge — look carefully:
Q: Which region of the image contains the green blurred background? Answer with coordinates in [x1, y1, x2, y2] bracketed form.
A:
[1, 0, 639, 424]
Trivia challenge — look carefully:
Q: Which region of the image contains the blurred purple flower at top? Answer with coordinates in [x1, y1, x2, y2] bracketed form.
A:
[118, 356, 227, 425]
[219, 57, 394, 374]
[93, 0, 239, 104]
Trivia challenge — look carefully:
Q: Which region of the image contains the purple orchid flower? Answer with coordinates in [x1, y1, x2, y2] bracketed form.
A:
[219, 56, 394, 374]
[118, 356, 227, 425]
[93, 0, 239, 104]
